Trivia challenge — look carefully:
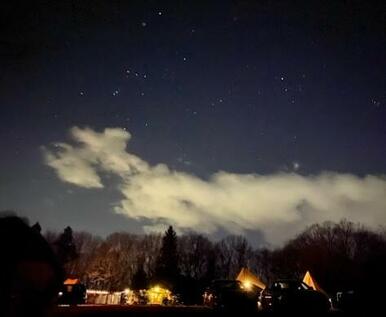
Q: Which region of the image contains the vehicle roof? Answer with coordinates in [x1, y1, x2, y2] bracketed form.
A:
[273, 279, 305, 284]
[211, 279, 241, 283]
[209, 280, 242, 288]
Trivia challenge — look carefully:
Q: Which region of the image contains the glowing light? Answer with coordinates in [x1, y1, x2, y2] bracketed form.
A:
[153, 285, 161, 292]
[242, 280, 253, 291]
[147, 286, 171, 305]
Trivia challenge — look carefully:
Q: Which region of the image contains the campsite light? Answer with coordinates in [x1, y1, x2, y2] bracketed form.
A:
[237, 268, 266, 290]
[153, 285, 161, 292]
[242, 280, 253, 291]
[147, 285, 171, 304]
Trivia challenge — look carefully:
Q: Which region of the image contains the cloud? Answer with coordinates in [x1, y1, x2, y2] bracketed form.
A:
[43, 127, 148, 188]
[43, 127, 386, 245]
[43, 142, 103, 189]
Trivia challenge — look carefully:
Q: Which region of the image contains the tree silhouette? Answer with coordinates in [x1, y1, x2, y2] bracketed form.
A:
[154, 226, 179, 289]
[55, 226, 78, 267]
[31, 219, 386, 309]
[31, 222, 42, 233]
[131, 260, 148, 290]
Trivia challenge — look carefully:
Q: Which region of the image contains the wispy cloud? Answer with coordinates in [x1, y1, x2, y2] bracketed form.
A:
[43, 127, 386, 245]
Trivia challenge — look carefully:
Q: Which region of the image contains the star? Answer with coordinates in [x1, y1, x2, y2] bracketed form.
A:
[293, 161, 300, 171]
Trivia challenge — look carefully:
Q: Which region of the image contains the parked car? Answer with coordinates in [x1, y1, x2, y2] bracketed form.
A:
[203, 280, 258, 311]
[335, 290, 358, 312]
[260, 279, 330, 313]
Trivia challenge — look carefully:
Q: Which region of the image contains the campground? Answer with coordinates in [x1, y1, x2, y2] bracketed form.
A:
[53, 304, 347, 317]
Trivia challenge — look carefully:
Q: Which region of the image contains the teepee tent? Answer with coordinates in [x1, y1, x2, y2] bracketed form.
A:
[303, 271, 327, 295]
[236, 268, 266, 290]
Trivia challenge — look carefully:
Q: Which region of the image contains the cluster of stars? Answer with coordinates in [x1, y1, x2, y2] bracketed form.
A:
[125, 69, 148, 79]
[273, 73, 310, 105]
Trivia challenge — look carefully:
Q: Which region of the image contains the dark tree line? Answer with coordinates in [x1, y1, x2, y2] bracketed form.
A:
[266, 221, 386, 300]
[44, 220, 386, 304]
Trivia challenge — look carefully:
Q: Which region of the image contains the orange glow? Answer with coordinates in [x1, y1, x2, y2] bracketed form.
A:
[63, 278, 80, 285]
[242, 280, 253, 291]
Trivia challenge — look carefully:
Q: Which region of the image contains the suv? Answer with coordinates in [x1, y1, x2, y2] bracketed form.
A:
[260, 279, 330, 313]
[203, 280, 258, 311]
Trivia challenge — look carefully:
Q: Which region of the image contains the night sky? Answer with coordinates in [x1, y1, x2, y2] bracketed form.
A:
[1, 1, 386, 246]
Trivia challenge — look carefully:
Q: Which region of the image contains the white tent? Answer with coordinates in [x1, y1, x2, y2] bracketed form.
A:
[236, 267, 266, 290]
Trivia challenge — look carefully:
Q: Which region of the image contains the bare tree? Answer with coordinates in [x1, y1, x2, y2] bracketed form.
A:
[179, 233, 213, 280]
[215, 235, 253, 279]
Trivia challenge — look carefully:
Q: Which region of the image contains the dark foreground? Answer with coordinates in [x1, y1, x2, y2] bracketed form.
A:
[54, 305, 348, 317]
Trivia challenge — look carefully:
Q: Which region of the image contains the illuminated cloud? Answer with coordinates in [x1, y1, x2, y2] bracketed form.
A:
[43, 127, 386, 245]
[43, 142, 103, 189]
[43, 127, 148, 188]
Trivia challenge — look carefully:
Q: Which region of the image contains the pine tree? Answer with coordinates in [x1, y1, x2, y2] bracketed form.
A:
[131, 261, 148, 290]
[31, 222, 42, 233]
[55, 226, 78, 267]
[154, 226, 179, 288]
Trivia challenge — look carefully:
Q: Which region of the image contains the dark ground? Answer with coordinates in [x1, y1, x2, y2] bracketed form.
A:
[53, 305, 347, 317]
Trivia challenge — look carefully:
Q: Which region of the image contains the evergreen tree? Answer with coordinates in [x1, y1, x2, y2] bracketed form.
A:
[31, 222, 42, 233]
[131, 261, 148, 290]
[55, 226, 78, 266]
[154, 226, 179, 288]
